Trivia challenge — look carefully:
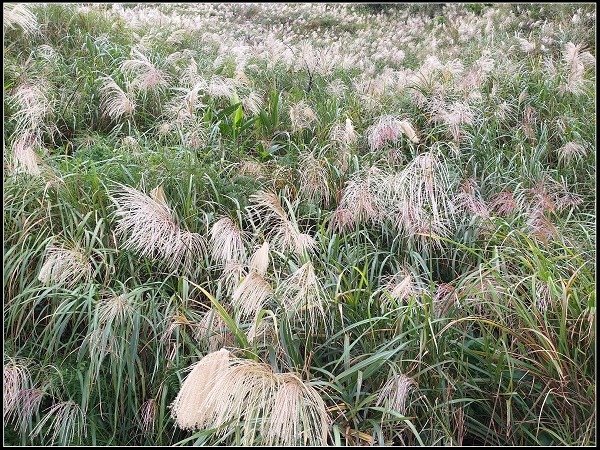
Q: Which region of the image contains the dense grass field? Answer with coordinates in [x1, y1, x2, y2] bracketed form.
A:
[3, 3, 596, 446]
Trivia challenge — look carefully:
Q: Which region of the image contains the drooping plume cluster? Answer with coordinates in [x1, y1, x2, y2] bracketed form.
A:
[111, 184, 205, 272]
[170, 349, 329, 446]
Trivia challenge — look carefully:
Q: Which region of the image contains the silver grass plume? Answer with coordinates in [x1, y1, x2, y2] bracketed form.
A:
[10, 130, 43, 176]
[376, 373, 416, 415]
[454, 178, 490, 219]
[289, 100, 317, 132]
[10, 80, 52, 133]
[247, 313, 277, 347]
[170, 349, 234, 431]
[557, 141, 587, 165]
[171, 350, 329, 446]
[85, 292, 135, 374]
[434, 283, 458, 318]
[230, 242, 272, 317]
[249, 241, 270, 276]
[210, 216, 246, 264]
[231, 272, 273, 318]
[98, 76, 136, 120]
[38, 242, 92, 288]
[3, 358, 32, 424]
[561, 42, 595, 95]
[277, 261, 328, 331]
[381, 266, 425, 309]
[111, 184, 205, 272]
[121, 48, 169, 92]
[3, 4, 38, 35]
[266, 373, 329, 446]
[207, 75, 238, 101]
[367, 115, 419, 151]
[330, 117, 357, 171]
[140, 398, 157, 434]
[390, 151, 456, 244]
[248, 191, 316, 255]
[218, 259, 247, 296]
[330, 117, 357, 151]
[490, 190, 519, 216]
[298, 151, 331, 206]
[6, 387, 45, 434]
[241, 91, 264, 116]
[330, 166, 387, 232]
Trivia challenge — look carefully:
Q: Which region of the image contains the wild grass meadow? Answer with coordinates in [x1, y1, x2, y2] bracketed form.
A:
[3, 3, 596, 446]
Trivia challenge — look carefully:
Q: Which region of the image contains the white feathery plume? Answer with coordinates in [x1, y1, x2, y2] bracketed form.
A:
[398, 119, 420, 144]
[121, 48, 170, 92]
[86, 292, 135, 371]
[204, 359, 279, 443]
[111, 184, 205, 272]
[98, 76, 135, 120]
[367, 115, 419, 151]
[289, 100, 317, 132]
[11, 130, 43, 176]
[140, 398, 157, 434]
[10, 80, 51, 133]
[232, 271, 273, 318]
[330, 117, 357, 150]
[170, 349, 234, 430]
[277, 261, 327, 330]
[526, 208, 557, 243]
[38, 242, 92, 288]
[266, 373, 329, 446]
[434, 283, 458, 318]
[37, 44, 58, 62]
[454, 178, 490, 219]
[3, 4, 38, 35]
[490, 190, 518, 216]
[218, 259, 247, 296]
[391, 151, 456, 242]
[376, 373, 416, 415]
[6, 388, 45, 434]
[210, 217, 246, 264]
[249, 241, 270, 276]
[332, 166, 391, 233]
[3, 358, 32, 423]
[298, 151, 330, 206]
[430, 100, 474, 143]
[381, 266, 424, 309]
[166, 81, 207, 121]
[330, 117, 357, 171]
[171, 350, 329, 446]
[535, 281, 552, 312]
[207, 75, 238, 101]
[517, 37, 536, 53]
[237, 159, 265, 178]
[241, 91, 264, 116]
[326, 78, 347, 98]
[248, 191, 315, 255]
[247, 313, 277, 346]
[557, 141, 587, 165]
[561, 42, 594, 95]
[294, 232, 317, 255]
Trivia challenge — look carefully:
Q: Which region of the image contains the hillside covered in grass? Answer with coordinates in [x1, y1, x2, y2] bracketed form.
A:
[3, 3, 596, 446]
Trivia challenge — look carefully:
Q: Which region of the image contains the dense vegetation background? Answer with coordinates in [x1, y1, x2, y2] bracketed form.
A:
[3, 3, 596, 446]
